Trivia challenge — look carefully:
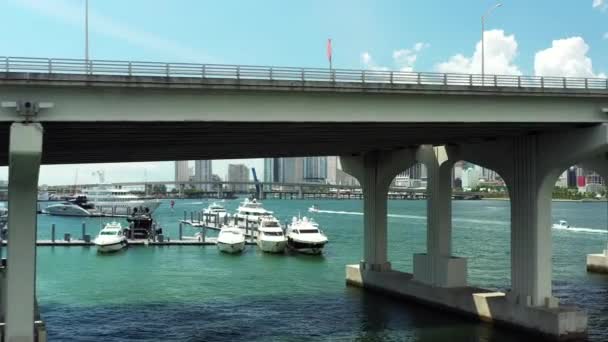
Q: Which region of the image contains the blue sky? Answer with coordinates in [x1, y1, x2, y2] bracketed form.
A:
[0, 0, 606, 184]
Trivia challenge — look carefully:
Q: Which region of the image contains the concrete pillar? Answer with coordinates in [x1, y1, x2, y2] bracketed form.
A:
[341, 149, 416, 272]
[413, 146, 467, 287]
[506, 136, 557, 307]
[5, 123, 43, 342]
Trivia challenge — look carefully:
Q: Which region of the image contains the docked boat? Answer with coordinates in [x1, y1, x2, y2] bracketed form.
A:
[234, 198, 273, 229]
[553, 220, 571, 229]
[43, 195, 96, 217]
[256, 217, 287, 253]
[202, 202, 229, 220]
[94, 222, 128, 253]
[84, 185, 161, 215]
[216, 226, 246, 254]
[286, 216, 328, 255]
[124, 210, 162, 240]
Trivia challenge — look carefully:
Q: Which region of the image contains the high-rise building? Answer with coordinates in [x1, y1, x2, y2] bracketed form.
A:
[567, 166, 578, 188]
[174, 161, 190, 183]
[194, 160, 213, 191]
[263, 157, 304, 183]
[303, 157, 328, 183]
[227, 164, 250, 192]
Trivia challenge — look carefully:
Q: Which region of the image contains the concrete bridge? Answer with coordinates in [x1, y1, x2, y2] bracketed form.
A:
[1, 56, 608, 340]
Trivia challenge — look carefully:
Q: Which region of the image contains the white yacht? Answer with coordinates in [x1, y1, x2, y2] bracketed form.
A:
[286, 216, 328, 255]
[44, 195, 96, 217]
[256, 217, 287, 253]
[84, 186, 161, 215]
[216, 226, 246, 254]
[234, 199, 273, 229]
[553, 220, 571, 229]
[94, 222, 128, 253]
[202, 202, 228, 220]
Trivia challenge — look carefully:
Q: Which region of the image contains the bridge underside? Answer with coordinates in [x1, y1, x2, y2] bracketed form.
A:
[0, 122, 592, 165]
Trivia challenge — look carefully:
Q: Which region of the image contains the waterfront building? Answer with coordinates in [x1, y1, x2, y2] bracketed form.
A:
[174, 161, 190, 183]
[227, 164, 250, 192]
[194, 160, 212, 191]
[303, 156, 328, 183]
[461, 167, 481, 190]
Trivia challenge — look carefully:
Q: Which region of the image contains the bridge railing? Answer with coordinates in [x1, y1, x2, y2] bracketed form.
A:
[1, 56, 607, 90]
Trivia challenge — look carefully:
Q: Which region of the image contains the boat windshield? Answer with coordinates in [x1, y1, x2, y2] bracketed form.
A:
[263, 231, 283, 236]
[262, 221, 280, 227]
[299, 229, 319, 234]
[100, 231, 118, 236]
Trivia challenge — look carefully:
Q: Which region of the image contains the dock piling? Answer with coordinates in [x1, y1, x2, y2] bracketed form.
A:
[183, 210, 187, 221]
[190, 211, 194, 223]
[179, 223, 183, 240]
[202, 226, 206, 243]
[51, 224, 55, 243]
[81, 222, 86, 240]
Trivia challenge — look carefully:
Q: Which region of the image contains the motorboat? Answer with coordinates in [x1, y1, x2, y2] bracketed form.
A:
[286, 216, 328, 255]
[216, 226, 246, 254]
[308, 205, 320, 213]
[234, 198, 273, 229]
[553, 220, 571, 229]
[94, 222, 128, 253]
[124, 210, 162, 240]
[256, 216, 287, 253]
[43, 195, 95, 217]
[202, 202, 229, 220]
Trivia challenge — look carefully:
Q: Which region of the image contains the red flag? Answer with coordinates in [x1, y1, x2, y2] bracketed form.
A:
[327, 38, 332, 63]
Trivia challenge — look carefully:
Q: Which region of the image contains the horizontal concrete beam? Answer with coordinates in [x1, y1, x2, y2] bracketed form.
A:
[2, 73, 608, 98]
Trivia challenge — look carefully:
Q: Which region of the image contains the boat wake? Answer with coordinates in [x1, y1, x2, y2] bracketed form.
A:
[311, 210, 506, 225]
[552, 226, 607, 234]
[313, 209, 607, 233]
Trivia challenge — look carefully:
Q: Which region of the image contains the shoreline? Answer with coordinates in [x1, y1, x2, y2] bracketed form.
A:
[483, 197, 607, 202]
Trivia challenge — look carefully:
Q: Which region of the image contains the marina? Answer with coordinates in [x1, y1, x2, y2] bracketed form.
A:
[29, 198, 608, 341]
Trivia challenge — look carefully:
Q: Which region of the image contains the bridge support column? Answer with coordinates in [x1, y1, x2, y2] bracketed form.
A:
[341, 149, 416, 271]
[413, 146, 467, 287]
[5, 123, 43, 342]
[504, 136, 557, 307]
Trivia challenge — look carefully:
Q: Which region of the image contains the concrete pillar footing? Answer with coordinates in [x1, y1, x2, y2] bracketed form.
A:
[346, 264, 587, 340]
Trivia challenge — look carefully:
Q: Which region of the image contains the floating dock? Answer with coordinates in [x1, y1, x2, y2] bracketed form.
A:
[0, 238, 256, 247]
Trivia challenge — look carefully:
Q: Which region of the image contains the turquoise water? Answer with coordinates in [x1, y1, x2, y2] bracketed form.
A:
[35, 199, 608, 341]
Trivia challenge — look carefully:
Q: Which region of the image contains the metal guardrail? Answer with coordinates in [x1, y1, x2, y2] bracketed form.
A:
[1, 56, 608, 90]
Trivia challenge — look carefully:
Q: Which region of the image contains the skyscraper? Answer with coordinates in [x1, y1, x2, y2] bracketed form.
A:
[263, 157, 304, 183]
[174, 161, 190, 183]
[227, 164, 250, 192]
[194, 160, 212, 191]
[303, 157, 328, 183]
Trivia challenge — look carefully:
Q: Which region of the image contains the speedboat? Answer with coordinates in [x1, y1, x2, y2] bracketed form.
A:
[202, 202, 228, 220]
[216, 226, 246, 254]
[256, 217, 287, 253]
[553, 220, 571, 229]
[286, 216, 328, 255]
[308, 205, 320, 213]
[43, 195, 95, 216]
[234, 198, 273, 229]
[94, 222, 128, 253]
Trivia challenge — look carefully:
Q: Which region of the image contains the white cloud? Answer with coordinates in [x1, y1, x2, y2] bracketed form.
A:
[435, 30, 521, 75]
[360, 52, 388, 71]
[593, 0, 607, 10]
[361, 42, 429, 72]
[534, 37, 604, 77]
[8, 0, 212, 62]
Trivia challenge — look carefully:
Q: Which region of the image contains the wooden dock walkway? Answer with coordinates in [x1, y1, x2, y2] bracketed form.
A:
[0, 238, 256, 247]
